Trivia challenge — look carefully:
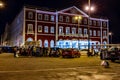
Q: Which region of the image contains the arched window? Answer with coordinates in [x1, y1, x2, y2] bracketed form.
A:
[50, 40, 54, 48]
[38, 39, 42, 47]
[26, 37, 33, 41]
[44, 40, 48, 47]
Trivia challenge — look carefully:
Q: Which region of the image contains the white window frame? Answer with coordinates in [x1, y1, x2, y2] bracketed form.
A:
[66, 16, 70, 22]
[51, 15, 55, 21]
[78, 28, 82, 34]
[44, 26, 48, 33]
[38, 25, 42, 32]
[66, 27, 70, 35]
[59, 26, 63, 34]
[44, 14, 49, 20]
[93, 30, 96, 36]
[59, 15, 63, 22]
[84, 28, 87, 35]
[72, 27, 76, 35]
[50, 26, 54, 33]
[27, 24, 34, 34]
[103, 30, 107, 36]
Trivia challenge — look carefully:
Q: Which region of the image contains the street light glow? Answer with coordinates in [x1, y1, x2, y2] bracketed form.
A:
[0, 1, 4, 8]
[85, 5, 95, 12]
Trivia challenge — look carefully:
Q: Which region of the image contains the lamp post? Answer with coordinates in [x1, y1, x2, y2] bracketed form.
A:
[85, 0, 95, 56]
[75, 16, 82, 50]
[109, 32, 113, 44]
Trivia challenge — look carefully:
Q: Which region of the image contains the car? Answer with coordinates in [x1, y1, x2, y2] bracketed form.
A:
[100, 46, 120, 62]
[62, 48, 81, 58]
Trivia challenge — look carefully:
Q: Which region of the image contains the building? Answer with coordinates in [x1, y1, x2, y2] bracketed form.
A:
[6, 6, 109, 49]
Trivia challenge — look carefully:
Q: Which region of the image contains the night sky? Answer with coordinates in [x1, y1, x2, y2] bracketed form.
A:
[0, 0, 120, 43]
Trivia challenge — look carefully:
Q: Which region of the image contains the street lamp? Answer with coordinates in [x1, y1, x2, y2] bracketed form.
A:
[84, 0, 95, 56]
[75, 16, 82, 50]
[109, 32, 113, 44]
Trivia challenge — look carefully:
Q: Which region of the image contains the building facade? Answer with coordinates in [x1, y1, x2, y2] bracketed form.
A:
[8, 6, 109, 49]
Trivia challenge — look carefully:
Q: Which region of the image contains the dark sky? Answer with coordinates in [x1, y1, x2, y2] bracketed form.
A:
[0, 0, 120, 43]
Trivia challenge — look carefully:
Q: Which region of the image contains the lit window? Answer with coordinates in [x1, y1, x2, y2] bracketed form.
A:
[66, 16, 70, 22]
[44, 14, 49, 20]
[90, 30, 92, 36]
[27, 24, 33, 34]
[66, 27, 70, 35]
[38, 25, 42, 32]
[51, 15, 54, 21]
[84, 28, 87, 35]
[103, 31, 107, 36]
[72, 28, 76, 34]
[50, 26, 54, 33]
[93, 30, 96, 36]
[28, 12, 33, 19]
[59, 15, 63, 22]
[72, 17, 76, 23]
[78, 28, 82, 34]
[38, 14, 42, 20]
[59, 26, 63, 34]
[44, 26, 48, 33]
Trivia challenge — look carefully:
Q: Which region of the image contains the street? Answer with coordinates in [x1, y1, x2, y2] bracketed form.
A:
[0, 53, 120, 80]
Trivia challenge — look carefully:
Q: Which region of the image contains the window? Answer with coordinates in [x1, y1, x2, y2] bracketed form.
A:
[103, 22, 107, 27]
[51, 15, 54, 21]
[93, 30, 96, 36]
[89, 20, 92, 25]
[97, 21, 101, 26]
[38, 14, 42, 20]
[93, 21, 96, 26]
[44, 40, 48, 47]
[90, 30, 92, 36]
[98, 31, 100, 36]
[27, 24, 33, 34]
[59, 15, 63, 22]
[84, 18, 87, 24]
[44, 14, 49, 20]
[78, 28, 82, 34]
[66, 27, 70, 35]
[72, 28, 76, 34]
[50, 26, 54, 33]
[66, 16, 70, 22]
[50, 40, 54, 48]
[103, 31, 107, 36]
[84, 28, 87, 35]
[44, 26, 48, 33]
[59, 26, 63, 34]
[28, 12, 33, 19]
[72, 17, 76, 23]
[38, 25, 42, 32]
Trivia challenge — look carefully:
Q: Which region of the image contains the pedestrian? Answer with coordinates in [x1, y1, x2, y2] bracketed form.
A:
[13, 46, 17, 57]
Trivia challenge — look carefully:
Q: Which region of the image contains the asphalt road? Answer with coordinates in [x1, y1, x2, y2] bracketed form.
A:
[0, 53, 120, 80]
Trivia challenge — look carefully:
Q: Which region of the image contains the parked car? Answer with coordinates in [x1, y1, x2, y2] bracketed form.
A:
[62, 48, 81, 58]
[100, 47, 120, 62]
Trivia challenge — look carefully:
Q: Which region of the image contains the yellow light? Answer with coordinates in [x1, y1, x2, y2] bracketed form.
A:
[0, 1, 4, 8]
